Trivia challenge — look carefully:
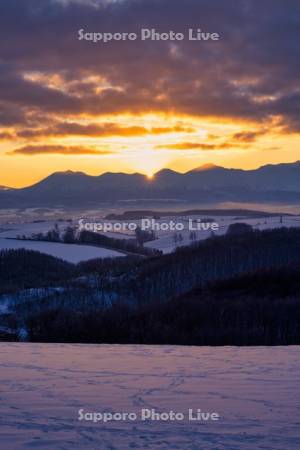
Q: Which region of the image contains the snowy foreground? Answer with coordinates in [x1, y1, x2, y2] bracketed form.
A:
[0, 344, 299, 450]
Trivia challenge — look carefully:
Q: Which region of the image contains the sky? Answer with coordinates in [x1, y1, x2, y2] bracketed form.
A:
[0, 0, 299, 187]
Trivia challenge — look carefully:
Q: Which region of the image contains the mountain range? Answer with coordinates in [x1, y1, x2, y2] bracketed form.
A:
[0, 161, 299, 208]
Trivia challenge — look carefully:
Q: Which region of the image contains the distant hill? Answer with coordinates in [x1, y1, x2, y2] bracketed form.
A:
[7, 227, 300, 345]
[0, 161, 299, 207]
[105, 208, 284, 220]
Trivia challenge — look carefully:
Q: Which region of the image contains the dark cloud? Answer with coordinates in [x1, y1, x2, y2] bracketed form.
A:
[0, 131, 15, 140]
[0, 0, 299, 131]
[231, 130, 268, 143]
[156, 142, 232, 151]
[0, 102, 30, 127]
[9, 144, 113, 155]
[17, 122, 193, 138]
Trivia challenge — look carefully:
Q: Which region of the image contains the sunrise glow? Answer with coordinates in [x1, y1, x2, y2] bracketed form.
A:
[0, 1, 299, 188]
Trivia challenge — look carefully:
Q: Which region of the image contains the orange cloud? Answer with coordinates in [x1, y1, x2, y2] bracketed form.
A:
[9, 145, 113, 155]
[17, 122, 194, 139]
[0, 131, 15, 140]
[156, 142, 232, 151]
[231, 130, 267, 143]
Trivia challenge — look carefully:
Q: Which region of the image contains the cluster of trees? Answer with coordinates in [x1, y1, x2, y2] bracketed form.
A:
[134, 226, 156, 245]
[22, 224, 76, 243]
[23, 224, 160, 256]
[173, 232, 184, 245]
[226, 222, 253, 235]
[0, 249, 76, 294]
[26, 267, 300, 345]
[1, 227, 300, 345]
[107, 226, 300, 305]
[8, 226, 300, 304]
[78, 230, 161, 256]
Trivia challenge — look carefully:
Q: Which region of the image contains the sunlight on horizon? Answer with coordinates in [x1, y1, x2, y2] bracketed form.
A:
[1, 112, 300, 187]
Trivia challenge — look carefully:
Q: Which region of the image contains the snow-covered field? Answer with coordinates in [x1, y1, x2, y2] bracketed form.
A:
[0, 238, 124, 263]
[0, 344, 299, 450]
[1, 211, 299, 258]
[0, 219, 126, 262]
[144, 214, 300, 253]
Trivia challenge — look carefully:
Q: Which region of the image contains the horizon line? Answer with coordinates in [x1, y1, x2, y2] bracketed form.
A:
[2, 160, 300, 190]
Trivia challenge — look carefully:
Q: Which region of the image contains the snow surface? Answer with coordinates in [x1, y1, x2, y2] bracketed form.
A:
[0, 238, 124, 263]
[0, 343, 299, 449]
[1, 213, 299, 258]
[0, 220, 71, 239]
[144, 215, 300, 253]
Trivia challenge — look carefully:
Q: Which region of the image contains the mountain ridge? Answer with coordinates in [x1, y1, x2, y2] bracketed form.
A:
[0, 161, 299, 207]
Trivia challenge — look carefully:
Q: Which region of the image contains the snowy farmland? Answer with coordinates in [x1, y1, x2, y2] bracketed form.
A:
[0, 220, 126, 262]
[0, 212, 300, 259]
[0, 343, 299, 450]
[143, 214, 300, 253]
